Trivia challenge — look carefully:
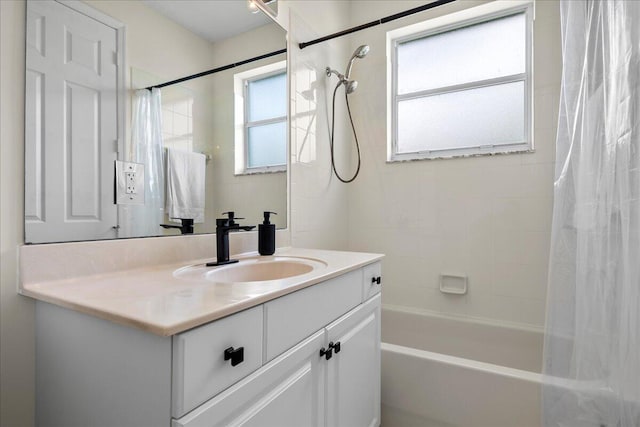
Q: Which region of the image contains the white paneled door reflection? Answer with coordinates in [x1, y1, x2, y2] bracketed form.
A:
[25, 0, 118, 243]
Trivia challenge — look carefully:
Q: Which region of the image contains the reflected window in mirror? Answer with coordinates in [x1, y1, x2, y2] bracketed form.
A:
[234, 61, 287, 175]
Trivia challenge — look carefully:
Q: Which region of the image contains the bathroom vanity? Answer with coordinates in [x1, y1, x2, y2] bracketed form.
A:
[21, 247, 383, 427]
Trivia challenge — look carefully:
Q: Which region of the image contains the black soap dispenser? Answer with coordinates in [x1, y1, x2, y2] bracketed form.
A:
[258, 211, 277, 256]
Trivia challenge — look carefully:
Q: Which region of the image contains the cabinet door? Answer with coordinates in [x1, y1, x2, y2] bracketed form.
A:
[173, 330, 325, 427]
[326, 294, 381, 427]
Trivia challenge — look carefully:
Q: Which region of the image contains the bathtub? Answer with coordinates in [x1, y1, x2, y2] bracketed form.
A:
[381, 306, 543, 427]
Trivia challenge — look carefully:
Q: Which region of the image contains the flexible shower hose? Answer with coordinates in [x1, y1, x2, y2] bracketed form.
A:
[329, 81, 361, 183]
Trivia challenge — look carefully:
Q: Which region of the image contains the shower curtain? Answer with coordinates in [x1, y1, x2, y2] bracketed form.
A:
[543, 1, 640, 426]
[123, 88, 165, 237]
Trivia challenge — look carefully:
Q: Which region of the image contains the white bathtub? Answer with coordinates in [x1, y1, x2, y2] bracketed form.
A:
[381, 306, 543, 427]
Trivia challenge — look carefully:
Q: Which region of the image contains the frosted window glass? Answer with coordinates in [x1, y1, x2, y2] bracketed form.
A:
[397, 81, 525, 153]
[248, 121, 286, 168]
[248, 72, 286, 122]
[397, 13, 526, 94]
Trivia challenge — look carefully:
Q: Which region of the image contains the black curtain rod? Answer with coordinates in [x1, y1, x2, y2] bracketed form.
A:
[298, 0, 457, 50]
[144, 48, 287, 90]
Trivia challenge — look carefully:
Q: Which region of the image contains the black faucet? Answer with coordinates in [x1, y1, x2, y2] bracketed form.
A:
[206, 212, 255, 266]
[160, 218, 194, 235]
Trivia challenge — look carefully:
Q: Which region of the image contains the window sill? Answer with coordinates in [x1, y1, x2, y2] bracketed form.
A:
[235, 167, 287, 176]
[387, 145, 534, 162]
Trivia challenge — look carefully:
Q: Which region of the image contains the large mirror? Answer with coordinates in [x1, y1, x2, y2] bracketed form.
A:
[24, 0, 287, 244]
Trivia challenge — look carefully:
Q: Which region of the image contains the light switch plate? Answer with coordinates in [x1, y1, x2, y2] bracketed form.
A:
[115, 161, 145, 205]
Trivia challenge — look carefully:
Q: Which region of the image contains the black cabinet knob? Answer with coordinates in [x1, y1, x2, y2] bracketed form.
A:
[371, 276, 381, 285]
[320, 341, 343, 360]
[224, 346, 244, 366]
[319, 344, 333, 360]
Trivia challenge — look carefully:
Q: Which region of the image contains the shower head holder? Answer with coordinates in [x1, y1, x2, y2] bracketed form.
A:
[326, 67, 358, 94]
[326, 67, 344, 80]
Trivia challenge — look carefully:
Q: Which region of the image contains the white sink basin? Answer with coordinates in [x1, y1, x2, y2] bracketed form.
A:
[174, 256, 328, 284]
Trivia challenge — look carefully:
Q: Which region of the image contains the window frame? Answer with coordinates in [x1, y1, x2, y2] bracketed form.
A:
[387, 1, 534, 162]
[234, 61, 287, 175]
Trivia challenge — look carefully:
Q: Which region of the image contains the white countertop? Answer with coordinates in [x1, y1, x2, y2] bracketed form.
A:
[20, 247, 383, 336]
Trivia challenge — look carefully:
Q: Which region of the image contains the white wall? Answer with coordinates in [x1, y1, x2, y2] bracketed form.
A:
[285, 1, 353, 250]
[346, 0, 561, 328]
[89, 1, 216, 81]
[0, 1, 36, 426]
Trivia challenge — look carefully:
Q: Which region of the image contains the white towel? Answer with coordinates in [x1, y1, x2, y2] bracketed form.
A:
[165, 148, 206, 223]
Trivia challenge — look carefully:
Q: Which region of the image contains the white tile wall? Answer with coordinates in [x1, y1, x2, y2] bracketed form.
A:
[345, 0, 561, 328]
[287, 2, 352, 251]
[162, 94, 194, 153]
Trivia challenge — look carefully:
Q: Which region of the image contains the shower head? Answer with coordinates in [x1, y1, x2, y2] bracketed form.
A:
[326, 45, 368, 94]
[352, 44, 370, 60]
[345, 45, 370, 79]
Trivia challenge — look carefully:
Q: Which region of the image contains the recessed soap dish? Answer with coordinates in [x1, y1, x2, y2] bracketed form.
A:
[439, 274, 468, 295]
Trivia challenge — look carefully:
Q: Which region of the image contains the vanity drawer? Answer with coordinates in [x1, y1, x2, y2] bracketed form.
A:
[264, 268, 362, 362]
[172, 305, 263, 418]
[362, 261, 382, 301]
[172, 331, 325, 427]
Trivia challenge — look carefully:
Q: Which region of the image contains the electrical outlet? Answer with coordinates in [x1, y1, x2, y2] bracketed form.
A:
[115, 161, 145, 205]
[126, 172, 136, 194]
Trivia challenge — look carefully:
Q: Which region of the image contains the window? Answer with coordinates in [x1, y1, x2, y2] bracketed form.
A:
[234, 61, 287, 174]
[387, 1, 533, 161]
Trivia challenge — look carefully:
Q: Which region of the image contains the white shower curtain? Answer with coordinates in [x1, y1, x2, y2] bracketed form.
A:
[123, 88, 165, 237]
[543, 1, 640, 426]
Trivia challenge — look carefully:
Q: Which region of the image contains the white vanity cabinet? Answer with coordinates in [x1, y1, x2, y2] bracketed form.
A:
[174, 294, 381, 427]
[35, 261, 382, 427]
